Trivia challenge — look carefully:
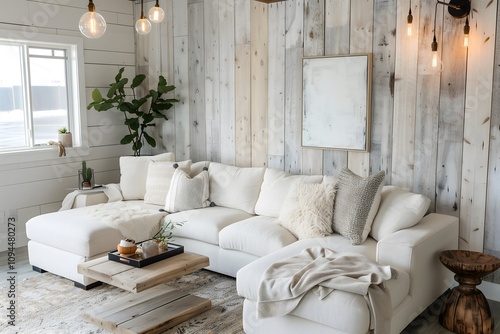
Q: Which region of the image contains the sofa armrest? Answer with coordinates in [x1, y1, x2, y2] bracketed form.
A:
[72, 191, 109, 208]
[376, 213, 458, 307]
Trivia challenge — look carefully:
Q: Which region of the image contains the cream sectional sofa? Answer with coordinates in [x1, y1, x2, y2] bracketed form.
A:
[25, 155, 459, 334]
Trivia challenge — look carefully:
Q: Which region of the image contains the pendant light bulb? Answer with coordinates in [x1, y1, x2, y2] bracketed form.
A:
[136, 0, 152, 35]
[149, 1, 165, 23]
[463, 17, 470, 47]
[79, 0, 106, 39]
[136, 18, 152, 35]
[430, 35, 442, 71]
[407, 8, 413, 36]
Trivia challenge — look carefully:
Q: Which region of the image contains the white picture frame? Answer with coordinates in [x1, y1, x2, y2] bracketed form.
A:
[302, 54, 372, 152]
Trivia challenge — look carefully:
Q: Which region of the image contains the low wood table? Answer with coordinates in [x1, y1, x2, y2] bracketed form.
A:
[78, 252, 211, 334]
[438, 250, 500, 334]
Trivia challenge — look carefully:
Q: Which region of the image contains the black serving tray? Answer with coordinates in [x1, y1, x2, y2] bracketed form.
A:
[108, 240, 184, 268]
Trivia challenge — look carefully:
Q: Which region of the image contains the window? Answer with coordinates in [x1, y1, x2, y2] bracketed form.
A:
[0, 30, 87, 159]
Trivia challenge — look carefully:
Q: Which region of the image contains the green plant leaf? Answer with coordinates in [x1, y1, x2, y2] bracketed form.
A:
[131, 74, 146, 89]
[142, 113, 154, 124]
[120, 134, 135, 145]
[91, 88, 103, 103]
[150, 90, 158, 102]
[133, 141, 143, 153]
[132, 98, 148, 109]
[143, 132, 156, 147]
[119, 102, 135, 113]
[115, 67, 125, 82]
[95, 102, 114, 111]
[158, 76, 167, 87]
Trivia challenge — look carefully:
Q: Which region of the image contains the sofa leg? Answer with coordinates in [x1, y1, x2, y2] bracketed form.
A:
[32, 266, 47, 273]
[74, 281, 103, 290]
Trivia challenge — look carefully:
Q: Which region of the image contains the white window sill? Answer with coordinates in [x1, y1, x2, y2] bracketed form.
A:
[0, 146, 90, 166]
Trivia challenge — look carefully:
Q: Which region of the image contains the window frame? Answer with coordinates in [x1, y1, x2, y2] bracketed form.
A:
[0, 29, 88, 164]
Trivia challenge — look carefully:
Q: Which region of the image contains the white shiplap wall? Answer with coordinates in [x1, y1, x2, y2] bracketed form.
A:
[0, 0, 136, 251]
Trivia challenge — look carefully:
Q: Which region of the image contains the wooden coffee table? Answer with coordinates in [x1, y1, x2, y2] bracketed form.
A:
[77, 252, 211, 334]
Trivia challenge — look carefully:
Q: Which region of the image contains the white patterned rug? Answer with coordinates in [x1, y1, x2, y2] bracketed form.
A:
[0, 270, 244, 334]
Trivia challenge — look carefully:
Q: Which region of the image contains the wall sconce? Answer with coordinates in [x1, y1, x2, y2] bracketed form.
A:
[430, 0, 470, 70]
[79, 0, 106, 39]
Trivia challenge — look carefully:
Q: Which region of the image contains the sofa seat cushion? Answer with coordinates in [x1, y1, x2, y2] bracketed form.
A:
[170, 206, 253, 245]
[26, 207, 124, 257]
[219, 216, 297, 257]
[237, 236, 410, 331]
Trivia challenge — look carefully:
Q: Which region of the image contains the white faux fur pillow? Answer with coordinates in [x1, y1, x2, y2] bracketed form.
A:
[279, 181, 336, 239]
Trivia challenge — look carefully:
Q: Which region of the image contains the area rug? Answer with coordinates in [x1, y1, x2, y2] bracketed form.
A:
[0, 270, 244, 334]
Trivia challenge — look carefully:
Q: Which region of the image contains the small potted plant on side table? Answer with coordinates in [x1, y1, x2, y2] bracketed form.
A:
[78, 161, 94, 190]
[153, 220, 182, 251]
[58, 127, 72, 148]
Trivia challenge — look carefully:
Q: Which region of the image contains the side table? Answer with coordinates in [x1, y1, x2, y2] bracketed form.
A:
[439, 250, 500, 334]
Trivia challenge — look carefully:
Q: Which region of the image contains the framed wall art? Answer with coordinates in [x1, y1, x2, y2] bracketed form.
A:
[302, 54, 372, 152]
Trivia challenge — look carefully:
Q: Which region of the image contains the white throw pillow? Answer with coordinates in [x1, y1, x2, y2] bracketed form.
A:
[255, 168, 324, 218]
[165, 168, 210, 213]
[119, 153, 175, 200]
[144, 160, 192, 205]
[370, 186, 431, 241]
[279, 181, 336, 239]
[332, 168, 385, 245]
[208, 162, 265, 214]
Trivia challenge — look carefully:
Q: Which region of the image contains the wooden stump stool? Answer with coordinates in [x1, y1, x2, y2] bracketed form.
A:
[439, 250, 500, 334]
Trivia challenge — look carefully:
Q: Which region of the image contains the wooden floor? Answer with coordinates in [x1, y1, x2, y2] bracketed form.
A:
[2, 247, 500, 334]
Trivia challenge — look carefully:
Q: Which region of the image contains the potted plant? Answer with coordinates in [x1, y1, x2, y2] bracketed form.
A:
[79, 160, 94, 190]
[57, 127, 72, 148]
[87, 67, 179, 156]
[152, 220, 182, 251]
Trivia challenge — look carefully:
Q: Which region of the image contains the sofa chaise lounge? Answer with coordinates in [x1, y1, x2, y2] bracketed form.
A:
[26, 153, 459, 333]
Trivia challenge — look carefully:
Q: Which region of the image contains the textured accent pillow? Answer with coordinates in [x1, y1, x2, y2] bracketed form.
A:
[279, 181, 336, 239]
[255, 168, 324, 218]
[332, 168, 385, 245]
[119, 152, 175, 200]
[165, 168, 210, 213]
[144, 160, 192, 205]
[370, 186, 431, 241]
[208, 162, 266, 214]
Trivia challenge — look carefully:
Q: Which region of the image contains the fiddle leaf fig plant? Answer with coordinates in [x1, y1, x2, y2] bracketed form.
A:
[87, 67, 179, 156]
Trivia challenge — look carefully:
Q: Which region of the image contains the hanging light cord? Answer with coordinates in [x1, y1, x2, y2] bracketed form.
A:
[432, 1, 438, 51]
[141, 0, 145, 19]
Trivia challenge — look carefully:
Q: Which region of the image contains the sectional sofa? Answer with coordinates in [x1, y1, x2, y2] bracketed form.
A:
[25, 153, 459, 334]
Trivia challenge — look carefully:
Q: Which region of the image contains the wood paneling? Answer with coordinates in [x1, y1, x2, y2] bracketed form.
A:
[155, 0, 500, 253]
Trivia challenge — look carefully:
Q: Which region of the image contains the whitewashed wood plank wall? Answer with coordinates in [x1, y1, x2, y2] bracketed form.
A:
[138, 0, 499, 253]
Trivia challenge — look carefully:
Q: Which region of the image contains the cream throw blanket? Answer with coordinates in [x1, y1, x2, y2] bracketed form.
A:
[77, 202, 167, 242]
[257, 247, 394, 334]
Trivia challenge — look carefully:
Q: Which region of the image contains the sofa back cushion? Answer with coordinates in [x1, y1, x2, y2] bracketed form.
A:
[255, 168, 324, 217]
[165, 168, 210, 213]
[119, 152, 175, 200]
[370, 186, 431, 241]
[208, 162, 265, 214]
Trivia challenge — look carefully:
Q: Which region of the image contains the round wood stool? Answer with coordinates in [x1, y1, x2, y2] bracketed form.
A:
[439, 250, 500, 334]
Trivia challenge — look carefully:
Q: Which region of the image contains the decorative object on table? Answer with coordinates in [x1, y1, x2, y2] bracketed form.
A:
[301, 54, 372, 152]
[57, 127, 72, 148]
[108, 240, 184, 268]
[439, 250, 500, 334]
[78, 160, 95, 190]
[117, 239, 137, 256]
[152, 220, 182, 251]
[87, 67, 179, 156]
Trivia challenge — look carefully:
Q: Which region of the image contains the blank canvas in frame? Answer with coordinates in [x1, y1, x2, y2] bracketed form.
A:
[302, 54, 372, 151]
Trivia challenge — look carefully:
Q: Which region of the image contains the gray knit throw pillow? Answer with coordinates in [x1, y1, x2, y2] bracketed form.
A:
[332, 168, 385, 245]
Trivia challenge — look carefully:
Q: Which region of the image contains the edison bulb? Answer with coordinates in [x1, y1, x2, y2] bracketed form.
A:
[407, 24, 412, 37]
[149, 6, 165, 23]
[135, 18, 152, 35]
[79, 11, 106, 38]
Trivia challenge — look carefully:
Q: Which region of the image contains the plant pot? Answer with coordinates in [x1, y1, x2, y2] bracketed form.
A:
[78, 169, 95, 190]
[58, 132, 72, 148]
